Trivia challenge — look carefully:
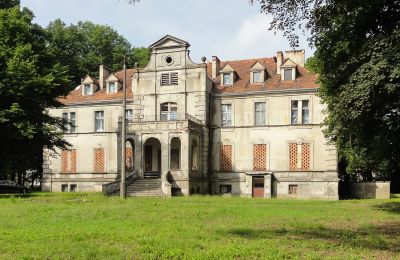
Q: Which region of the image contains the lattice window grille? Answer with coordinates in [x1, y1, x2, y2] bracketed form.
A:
[94, 148, 105, 173]
[220, 145, 232, 171]
[253, 144, 267, 171]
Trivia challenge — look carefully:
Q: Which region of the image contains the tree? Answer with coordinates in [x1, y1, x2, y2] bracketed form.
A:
[0, 6, 71, 185]
[252, 0, 400, 189]
[46, 20, 151, 86]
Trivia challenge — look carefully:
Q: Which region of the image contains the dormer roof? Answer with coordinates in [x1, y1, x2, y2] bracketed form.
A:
[81, 76, 98, 85]
[220, 64, 235, 73]
[280, 58, 297, 68]
[250, 62, 266, 71]
[149, 35, 190, 50]
[105, 73, 121, 83]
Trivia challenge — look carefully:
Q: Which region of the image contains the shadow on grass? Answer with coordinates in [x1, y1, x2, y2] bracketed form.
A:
[226, 223, 400, 252]
[374, 201, 400, 214]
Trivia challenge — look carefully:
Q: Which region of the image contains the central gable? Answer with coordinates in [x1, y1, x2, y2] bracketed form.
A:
[149, 35, 190, 50]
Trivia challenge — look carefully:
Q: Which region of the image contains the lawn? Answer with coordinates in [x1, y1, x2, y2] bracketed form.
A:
[1, 193, 399, 259]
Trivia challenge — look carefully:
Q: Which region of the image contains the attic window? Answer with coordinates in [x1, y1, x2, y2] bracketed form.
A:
[165, 56, 173, 65]
[284, 69, 293, 81]
[83, 84, 92, 96]
[108, 82, 116, 93]
[253, 71, 262, 83]
[161, 73, 178, 86]
[222, 73, 232, 85]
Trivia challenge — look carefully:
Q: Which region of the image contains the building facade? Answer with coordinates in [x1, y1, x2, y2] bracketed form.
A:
[42, 35, 338, 199]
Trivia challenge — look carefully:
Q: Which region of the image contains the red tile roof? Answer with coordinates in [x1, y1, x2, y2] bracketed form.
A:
[60, 69, 136, 105]
[206, 57, 318, 94]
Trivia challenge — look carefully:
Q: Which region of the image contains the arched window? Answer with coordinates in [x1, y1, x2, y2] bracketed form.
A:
[161, 102, 177, 121]
[125, 139, 134, 171]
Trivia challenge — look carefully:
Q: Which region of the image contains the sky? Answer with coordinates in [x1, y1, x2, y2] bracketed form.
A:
[20, 0, 313, 63]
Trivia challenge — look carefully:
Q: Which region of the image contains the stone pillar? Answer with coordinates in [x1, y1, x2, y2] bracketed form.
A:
[264, 174, 272, 198]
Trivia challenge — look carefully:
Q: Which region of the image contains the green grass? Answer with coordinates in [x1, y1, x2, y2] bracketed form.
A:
[1, 193, 400, 259]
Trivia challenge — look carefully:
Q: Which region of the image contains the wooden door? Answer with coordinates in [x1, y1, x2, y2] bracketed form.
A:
[252, 177, 264, 198]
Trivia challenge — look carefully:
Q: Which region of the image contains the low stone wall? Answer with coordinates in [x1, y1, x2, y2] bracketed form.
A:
[349, 182, 390, 199]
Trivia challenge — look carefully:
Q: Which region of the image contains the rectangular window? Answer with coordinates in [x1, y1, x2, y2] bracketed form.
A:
[220, 144, 232, 171]
[289, 143, 310, 170]
[70, 112, 76, 133]
[61, 184, 68, 192]
[160, 73, 179, 86]
[125, 109, 133, 122]
[94, 148, 105, 173]
[84, 84, 92, 95]
[61, 149, 77, 173]
[291, 100, 298, 124]
[284, 69, 293, 81]
[254, 102, 266, 126]
[253, 144, 267, 171]
[220, 185, 232, 194]
[108, 82, 116, 93]
[289, 184, 298, 194]
[253, 71, 262, 83]
[302, 100, 309, 124]
[222, 73, 232, 85]
[70, 184, 77, 192]
[95, 111, 104, 132]
[63, 112, 76, 133]
[221, 104, 232, 127]
[160, 103, 178, 121]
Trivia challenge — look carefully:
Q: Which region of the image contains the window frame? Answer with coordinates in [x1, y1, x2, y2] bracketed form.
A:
[283, 68, 293, 81]
[290, 99, 311, 125]
[160, 102, 178, 121]
[222, 72, 232, 86]
[254, 102, 266, 126]
[83, 84, 92, 96]
[221, 104, 233, 127]
[125, 109, 133, 122]
[108, 82, 117, 93]
[94, 111, 105, 132]
[252, 71, 262, 83]
[62, 112, 77, 133]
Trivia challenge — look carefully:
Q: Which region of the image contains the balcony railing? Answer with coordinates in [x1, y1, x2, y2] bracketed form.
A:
[129, 113, 203, 125]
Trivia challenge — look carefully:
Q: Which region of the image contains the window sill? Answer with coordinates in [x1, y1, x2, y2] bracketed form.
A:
[288, 124, 313, 130]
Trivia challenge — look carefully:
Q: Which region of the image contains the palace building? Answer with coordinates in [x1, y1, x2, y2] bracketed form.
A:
[42, 35, 339, 199]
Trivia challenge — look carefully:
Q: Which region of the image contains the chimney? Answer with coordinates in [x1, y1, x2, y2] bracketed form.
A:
[276, 51, 283, 74]
[211, 56, 220, 78]
[99, 65, 109, 90]
[284, 50, 305, 67]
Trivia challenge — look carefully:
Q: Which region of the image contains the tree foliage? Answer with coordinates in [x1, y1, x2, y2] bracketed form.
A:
[46, 20, 150, 86]
[253, 0, 400, 185]
[0, 6, 71, 184]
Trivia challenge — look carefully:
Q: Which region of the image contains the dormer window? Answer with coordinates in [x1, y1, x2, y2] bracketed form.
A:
[83, 84, 92, 96]
[222, 73, 232, 85]
[253, 71, 262, 83]
[108, 82, 116, 93]
[284, 69, 293, 81]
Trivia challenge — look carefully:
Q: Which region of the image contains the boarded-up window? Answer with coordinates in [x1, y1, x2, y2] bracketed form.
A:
[301, 144, 310, 170]
[125, 147, 134, 171]
[94, 148, 105, 173]
[289, 143, 310, 171]
[220, 145, 232, 171]
[253, 144, 267, 171]
[61, 149, 77, 173]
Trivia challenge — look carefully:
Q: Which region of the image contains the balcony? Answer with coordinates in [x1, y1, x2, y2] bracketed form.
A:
[123, 113, 203, 133]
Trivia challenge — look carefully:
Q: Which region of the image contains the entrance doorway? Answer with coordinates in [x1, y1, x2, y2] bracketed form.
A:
[252, 176, 264, 198]
[143, 137, 161, 178]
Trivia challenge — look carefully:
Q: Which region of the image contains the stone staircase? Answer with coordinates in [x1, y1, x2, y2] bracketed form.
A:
[126, 178, 164, 197]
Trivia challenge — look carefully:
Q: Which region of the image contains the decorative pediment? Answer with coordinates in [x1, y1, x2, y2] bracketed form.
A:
[149, 35, 190, 50]
[220, 64, 235, 73]
[250, 62, 265, 71]
[280, 58, 297, 68]
[105, 74, 120, 82]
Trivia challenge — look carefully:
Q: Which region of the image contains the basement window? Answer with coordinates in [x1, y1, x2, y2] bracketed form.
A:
[289, 184, 298, 194]
[61, 184, 68, 192]
[70, 184, 77, 192]
[220, 185, 232, 194]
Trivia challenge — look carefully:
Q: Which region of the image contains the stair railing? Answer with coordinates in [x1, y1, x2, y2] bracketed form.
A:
[102, 170, 138, 196]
